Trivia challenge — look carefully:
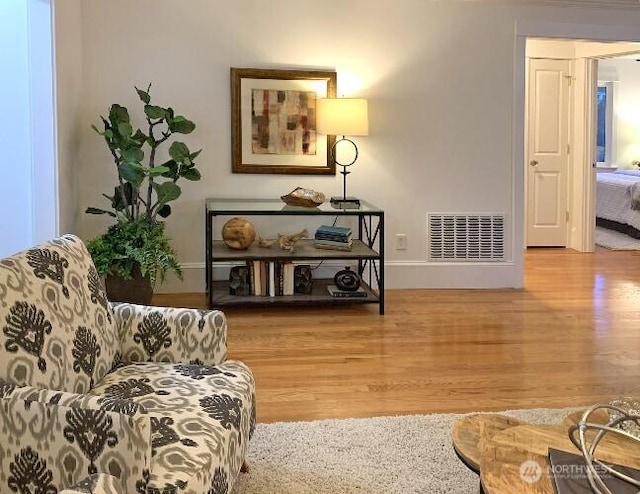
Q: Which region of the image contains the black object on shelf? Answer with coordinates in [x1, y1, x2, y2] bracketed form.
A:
[294, 265, 313, 294]
[334, 267, 361, 291]
[229, 265, 250, 296]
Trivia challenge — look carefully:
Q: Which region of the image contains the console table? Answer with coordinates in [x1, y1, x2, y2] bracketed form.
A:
[204, 198, 385, 314]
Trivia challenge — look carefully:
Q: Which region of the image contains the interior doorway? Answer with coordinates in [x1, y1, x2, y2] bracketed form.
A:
[523, 37, 640, 253]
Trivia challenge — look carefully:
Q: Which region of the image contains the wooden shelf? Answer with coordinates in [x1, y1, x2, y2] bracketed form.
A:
[211, 239, 378, 261]
[211, 279, 380, 307]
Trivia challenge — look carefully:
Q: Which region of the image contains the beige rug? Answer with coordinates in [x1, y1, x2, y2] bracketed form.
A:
[595, 226, 640, 250]
[232, 407, 581, 494]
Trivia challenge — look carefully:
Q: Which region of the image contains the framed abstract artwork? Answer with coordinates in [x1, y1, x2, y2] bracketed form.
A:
[230, 67, 337, 175]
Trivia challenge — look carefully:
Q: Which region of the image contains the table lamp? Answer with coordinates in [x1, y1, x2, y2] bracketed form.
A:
[317, 98, 369, 207]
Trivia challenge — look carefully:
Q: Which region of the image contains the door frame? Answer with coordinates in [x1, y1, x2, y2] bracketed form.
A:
[514, 21, 640, 258]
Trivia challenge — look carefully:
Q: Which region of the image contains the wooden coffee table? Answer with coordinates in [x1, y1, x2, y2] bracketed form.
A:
[452, 409, 640, 493]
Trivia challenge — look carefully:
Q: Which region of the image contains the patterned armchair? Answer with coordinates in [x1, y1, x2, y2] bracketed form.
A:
[0, 235, 256, 494]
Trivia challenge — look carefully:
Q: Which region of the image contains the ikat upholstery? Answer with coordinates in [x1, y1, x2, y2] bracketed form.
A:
[60, 473, 125, 494]
[0, 234, 117, 393]
[0, 235, 256, 494]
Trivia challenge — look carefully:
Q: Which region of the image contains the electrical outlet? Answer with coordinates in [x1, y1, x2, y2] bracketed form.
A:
[395, 234, 407, 250]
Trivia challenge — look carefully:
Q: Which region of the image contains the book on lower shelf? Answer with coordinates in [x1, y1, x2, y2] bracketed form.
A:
[548, 447, 640, 494]
[327, 285, 368, 298]
[246, 260, 297, 296]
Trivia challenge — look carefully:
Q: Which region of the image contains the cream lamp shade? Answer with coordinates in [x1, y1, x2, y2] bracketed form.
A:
[317, 98, 369, 136]
[316, 98, 369, 208]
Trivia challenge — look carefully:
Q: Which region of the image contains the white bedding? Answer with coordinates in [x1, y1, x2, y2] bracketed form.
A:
[596, 171, 640, 230]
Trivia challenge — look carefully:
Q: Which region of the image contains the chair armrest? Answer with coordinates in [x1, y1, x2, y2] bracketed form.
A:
[112, 303, 228, 366]
[60, 473, 124, 494]
[0, 384, 151, 493]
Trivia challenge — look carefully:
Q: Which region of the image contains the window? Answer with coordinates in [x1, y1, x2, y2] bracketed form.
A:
[596, 82, 614, 165]
[0, 0, 56, 256]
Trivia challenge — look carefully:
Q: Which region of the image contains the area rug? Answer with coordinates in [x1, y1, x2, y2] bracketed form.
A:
[595, 226, 640, 250]
[232, 407, 580, 494]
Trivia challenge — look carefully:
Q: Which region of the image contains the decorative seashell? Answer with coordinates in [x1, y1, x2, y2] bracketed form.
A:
[280, 187, 325, 207]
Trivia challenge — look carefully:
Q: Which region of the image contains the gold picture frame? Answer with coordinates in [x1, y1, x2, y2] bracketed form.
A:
[231, 67, 337, 175]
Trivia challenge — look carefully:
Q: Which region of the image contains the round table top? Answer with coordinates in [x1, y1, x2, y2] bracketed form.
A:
[452, 407, 640, 494]
[452, 413, 526, 472]
[481, 422, 640, 493]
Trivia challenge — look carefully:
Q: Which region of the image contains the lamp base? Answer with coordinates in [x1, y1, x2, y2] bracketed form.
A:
[330, 196, 360, 209]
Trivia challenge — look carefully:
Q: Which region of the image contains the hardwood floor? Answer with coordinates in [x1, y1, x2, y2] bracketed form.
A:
[153, 248, 640, 423]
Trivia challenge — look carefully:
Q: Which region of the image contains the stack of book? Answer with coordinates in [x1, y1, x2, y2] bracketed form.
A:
[246, 260, 295, 296]
[314, 225, 352, 251]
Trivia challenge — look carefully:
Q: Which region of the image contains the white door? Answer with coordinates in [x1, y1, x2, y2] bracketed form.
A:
[526, 59, 571, 247]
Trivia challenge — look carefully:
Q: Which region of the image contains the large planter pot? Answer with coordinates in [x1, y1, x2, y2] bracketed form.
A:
[105, 265, 153, 305]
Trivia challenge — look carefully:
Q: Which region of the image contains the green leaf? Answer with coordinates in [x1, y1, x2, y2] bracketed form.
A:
[118, 163, 145, 186]
[153, 181, 181, 204]
[169, 141, 190, 161]
[169, 116, 195, 134]
[85, 207, 116, 217]
[135, 87, 151, 104]
[120, 147, 144, 164]
[117, 122, 133, 137]
[85, 220, 182, 285]
[104, 129, 114, 139]
[189, 149, 202, 160]
[147, 166, 170, 177]
[159, 160, 179, 180]
[109, 104, 130, 124]
[144, 105, 166, 120]
[181, 168, 201, 181]
[132, 129, 147, 144]
[157, 204, 172, 218]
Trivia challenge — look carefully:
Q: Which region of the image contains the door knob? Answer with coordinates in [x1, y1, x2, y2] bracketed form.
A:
[529, 160, 539, 167]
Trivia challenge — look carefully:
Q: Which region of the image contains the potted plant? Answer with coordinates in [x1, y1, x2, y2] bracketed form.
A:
[86, 84, 201, 304]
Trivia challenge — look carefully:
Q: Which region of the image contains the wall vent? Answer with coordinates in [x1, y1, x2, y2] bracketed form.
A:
[427, 213, 505, 262]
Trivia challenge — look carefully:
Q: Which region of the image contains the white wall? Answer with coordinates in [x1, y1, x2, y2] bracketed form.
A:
[599, 58, 640, 168]
[53, 0, 83, 235]
[63, 1, 640, 292]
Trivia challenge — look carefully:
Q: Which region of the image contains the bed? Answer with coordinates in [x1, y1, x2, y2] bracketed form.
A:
[596, 169, 640, 238]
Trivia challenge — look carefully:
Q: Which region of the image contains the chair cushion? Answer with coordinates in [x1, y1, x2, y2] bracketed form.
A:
[89, 360, 256, 492]
[0, 235, 118, 393]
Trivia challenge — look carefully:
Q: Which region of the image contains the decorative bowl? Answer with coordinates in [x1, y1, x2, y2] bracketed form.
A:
[280, 187, 325, 207]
